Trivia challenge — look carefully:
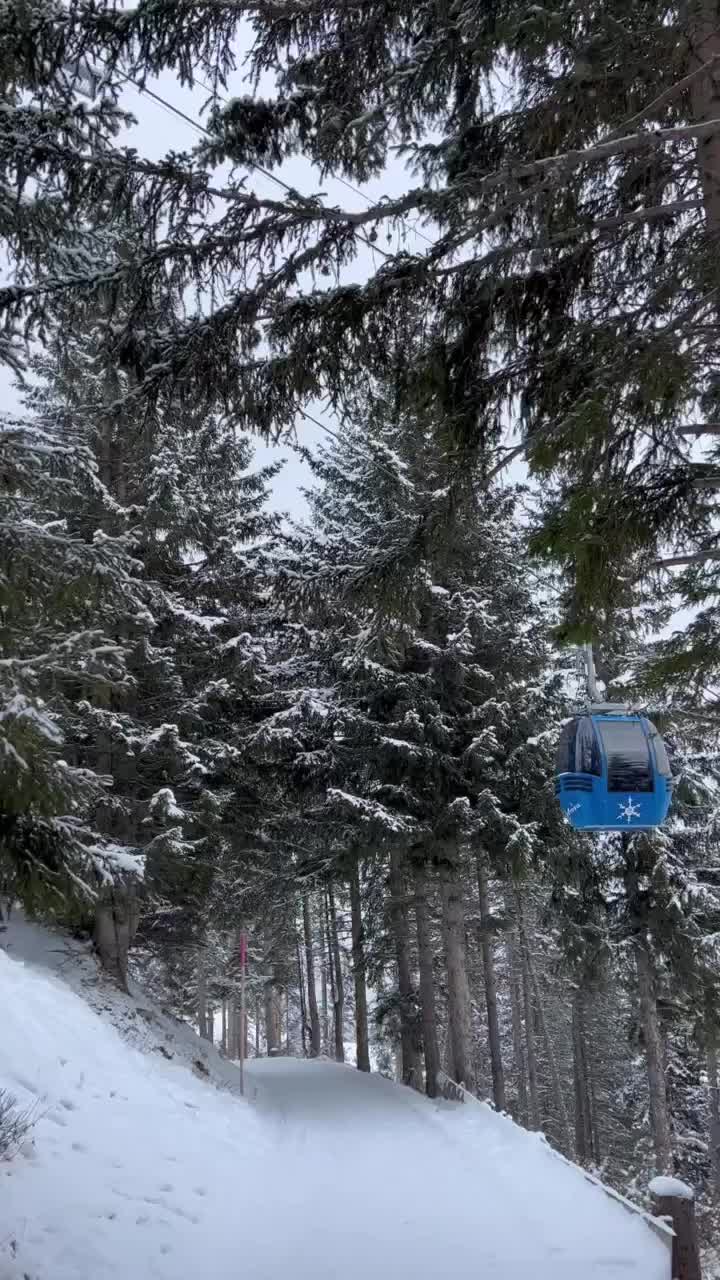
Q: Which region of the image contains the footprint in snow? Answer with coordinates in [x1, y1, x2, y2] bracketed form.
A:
[175, 1208, 200, 1225]
[71, 1142, 87, 1153]
[193, 1187, 207, 1197]
[144, 1197, 200, 1225]
[159, 1182, 173, 1192]
[12, 1075, 37, 1094]
[59, 1098, 76, 1111]
[111, 1187, 137, 1203]
[112, 1186, 199, 1226]
[46, 1112, 68, 1128]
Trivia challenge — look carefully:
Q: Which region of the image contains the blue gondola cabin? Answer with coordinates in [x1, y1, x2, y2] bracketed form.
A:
[555, 714, 672, 831]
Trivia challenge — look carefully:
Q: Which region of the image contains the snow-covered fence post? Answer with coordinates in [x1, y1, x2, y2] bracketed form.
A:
[650, 1177, 701, 1280]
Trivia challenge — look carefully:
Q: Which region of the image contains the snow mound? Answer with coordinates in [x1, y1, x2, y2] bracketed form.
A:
[649, 1175, 694, 1200]
[0, 918, 671, 1280]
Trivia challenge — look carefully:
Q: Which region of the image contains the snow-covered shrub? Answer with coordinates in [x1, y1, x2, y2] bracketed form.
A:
[0, 1089, 35, 1160]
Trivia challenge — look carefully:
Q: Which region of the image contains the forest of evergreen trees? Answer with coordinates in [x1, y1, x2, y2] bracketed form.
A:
[4, 0, 720, 1254]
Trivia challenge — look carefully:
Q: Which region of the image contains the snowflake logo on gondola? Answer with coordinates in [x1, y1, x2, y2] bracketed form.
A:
[618, 796, 641, 823]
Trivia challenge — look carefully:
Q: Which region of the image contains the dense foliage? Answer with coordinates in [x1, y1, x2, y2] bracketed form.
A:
[3, 0, 720, 1261]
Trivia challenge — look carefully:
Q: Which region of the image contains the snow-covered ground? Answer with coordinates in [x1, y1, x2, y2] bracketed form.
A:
[0, 916, 670, 1280]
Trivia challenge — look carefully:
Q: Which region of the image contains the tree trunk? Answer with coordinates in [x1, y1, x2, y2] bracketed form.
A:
[349, 863, 371, 1073]
[623, 836, 673, 1174]
[476, 853, 506, 1111]
[320, 921, 329, 1053]
[303, 894, 322, 1057]
[94, 883, 139, 991]
[197, 965, 208, 1040]
[389, 850, 423, 1090]
[516, 895, 540, 1128]
[688, 0, 720, 240]
[296, 934, 308, 1056]
[525, 944, 571, 1152]
[327, 884, 345, 1062]
[412, 858, 441, 1098]
[227, 999, 236, 1058]
[221, 1000, 228, 1056]
[504, 898, 528, 1126]
[634, 935, 673, 1172]
[706, 992, 720, 1197]
[264, 978, 281, 1056]
[588, 1041, 600, 1164]
[439, 849, 474, 1092]
[572, 986, 593, 1164]
[255, 995, 261, 1057]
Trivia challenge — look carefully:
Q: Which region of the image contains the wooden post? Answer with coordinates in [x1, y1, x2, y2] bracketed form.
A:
[651, 1180, 702, 1280]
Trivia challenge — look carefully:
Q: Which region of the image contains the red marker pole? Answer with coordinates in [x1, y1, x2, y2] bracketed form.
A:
[239, 931, 248, 1096]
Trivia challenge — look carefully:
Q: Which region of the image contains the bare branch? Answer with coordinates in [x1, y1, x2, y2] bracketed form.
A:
[655, 549, 720, 567]
[486, 442, 527, 482]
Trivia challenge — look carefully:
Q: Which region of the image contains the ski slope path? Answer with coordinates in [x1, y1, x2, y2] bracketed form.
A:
[0, 921, 669, 1280]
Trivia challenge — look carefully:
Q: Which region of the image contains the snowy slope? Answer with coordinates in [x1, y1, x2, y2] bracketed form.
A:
[0, 913, 244, 1092]
[0, 921, 670, 1280]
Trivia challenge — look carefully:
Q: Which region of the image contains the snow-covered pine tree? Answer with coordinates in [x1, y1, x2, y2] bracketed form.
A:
[7, 4, 720, 1236]
[3, 1, 720, 672]
[270, 384, 581, 1109]
[18, 244, 281, 989]
[0, 406, 146, 923]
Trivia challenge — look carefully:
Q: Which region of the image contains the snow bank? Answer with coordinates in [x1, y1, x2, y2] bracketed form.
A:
[0, 918, 671, 1280]
[0, 927, 269, 1280]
